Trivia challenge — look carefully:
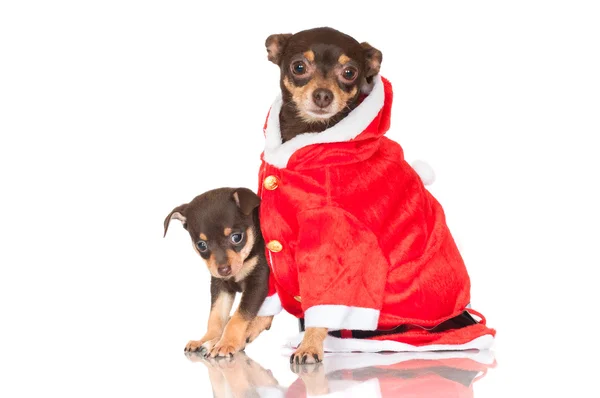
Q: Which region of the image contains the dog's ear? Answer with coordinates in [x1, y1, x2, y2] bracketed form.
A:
[361, 42, 383, 79]
[265, 33, 292, 65]
[164, 204, 188, 237]
[232, 188, 261, 216]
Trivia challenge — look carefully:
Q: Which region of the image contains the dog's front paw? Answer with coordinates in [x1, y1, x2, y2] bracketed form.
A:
[184, 340, 206, 352]
[209, 336, 245, 358]
[290, 345, 323, 365]
[199, 337, 221, 356]
[245, 316, 273, 344]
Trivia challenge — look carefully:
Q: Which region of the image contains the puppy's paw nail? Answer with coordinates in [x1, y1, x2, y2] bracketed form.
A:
[302, 355, 307, 364]
[313, 354, 320, 363]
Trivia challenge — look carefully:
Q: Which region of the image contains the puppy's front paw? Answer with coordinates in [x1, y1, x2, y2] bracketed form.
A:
[209, 336, 245, 358]
[245, 316, 273, 344]
[199, 337, 221, 356]
[184, 340, 205, 352]
[290, 345, 323, 365]
[184, 332, 222, 353]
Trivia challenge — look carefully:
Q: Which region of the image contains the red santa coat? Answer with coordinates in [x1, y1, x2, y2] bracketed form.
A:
[256, 75, 495, 351]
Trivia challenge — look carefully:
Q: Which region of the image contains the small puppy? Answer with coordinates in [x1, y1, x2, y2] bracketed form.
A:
[164, 187, 273, 357]
[266, 27, 382, 143]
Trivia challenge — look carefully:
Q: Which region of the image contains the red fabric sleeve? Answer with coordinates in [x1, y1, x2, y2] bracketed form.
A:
[295, 207, 389, 331]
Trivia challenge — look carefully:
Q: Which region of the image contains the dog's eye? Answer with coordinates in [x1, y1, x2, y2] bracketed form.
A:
[196, 240, 208, 252]
[291, 61, 307, 76]
[342, 67, 358, 82]
[230, 233, 244, 245]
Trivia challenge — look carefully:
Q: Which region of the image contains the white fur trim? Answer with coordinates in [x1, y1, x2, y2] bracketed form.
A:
[304, 305, 380, 331]
[411, 160, 436, 186]
[257, 293, 283, 316]
[263, 75, 386, 168]
[286, 333, 495, 354]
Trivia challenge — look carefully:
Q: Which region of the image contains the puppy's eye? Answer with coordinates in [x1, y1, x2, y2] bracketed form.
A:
[196, 240, 208, 252]
[291, 61, 307, 76]
[342, 67, 358, 82]
[230, 233, 244, 245]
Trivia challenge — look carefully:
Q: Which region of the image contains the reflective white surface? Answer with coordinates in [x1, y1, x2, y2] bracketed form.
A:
[187, 348, 495, 398]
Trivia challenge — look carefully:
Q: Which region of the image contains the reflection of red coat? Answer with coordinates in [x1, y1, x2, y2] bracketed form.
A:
[285, 354, 495, 398]
[256, 75, 495, 351]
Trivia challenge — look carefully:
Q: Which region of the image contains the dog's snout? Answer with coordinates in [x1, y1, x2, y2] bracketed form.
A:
[217, 265, 232, 276]
[312, 89, 333, 108]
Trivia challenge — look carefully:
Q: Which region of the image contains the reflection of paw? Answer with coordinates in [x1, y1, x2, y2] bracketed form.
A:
[209, 336, 245, 358]
[289, 344, 323, 364]
[292, 362, 329, 395]
[184, 351, 207, 363]
[245, 316, 273, 344]
[290, 360, 323, 375]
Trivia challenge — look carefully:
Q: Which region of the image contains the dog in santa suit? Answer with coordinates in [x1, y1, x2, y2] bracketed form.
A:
[255, 27, 496, 364]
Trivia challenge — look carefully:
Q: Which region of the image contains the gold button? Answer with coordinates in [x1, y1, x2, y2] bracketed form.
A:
[294, 296, 302, 302]
[263, 175, 279, 190]
[266, 240, 283, 253]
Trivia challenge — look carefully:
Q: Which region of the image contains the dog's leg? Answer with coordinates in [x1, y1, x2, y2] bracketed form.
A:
[290, 327, 328, 364]
[209, 270, 269, 357]
[185, 288, 234, 353]
[208, 309, 251, 357]
[245, 315, 273, 344]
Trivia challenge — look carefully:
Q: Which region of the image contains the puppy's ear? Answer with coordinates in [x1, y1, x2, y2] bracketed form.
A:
[232, 188, 261, 216]
[361, 42, 383, 80]
[265, 33, 292, 65]
[164, 204, 188, 237]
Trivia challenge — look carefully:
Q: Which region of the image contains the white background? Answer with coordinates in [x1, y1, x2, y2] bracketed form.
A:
[1, 1, 599, 397]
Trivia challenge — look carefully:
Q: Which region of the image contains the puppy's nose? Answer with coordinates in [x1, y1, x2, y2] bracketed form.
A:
[312, 89, 333, 108]
[217, 266, 232, 277]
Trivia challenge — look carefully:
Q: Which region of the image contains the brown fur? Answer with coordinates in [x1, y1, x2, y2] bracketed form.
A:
[185, 291, 234, 352]
[245, 315, 273, 343]
[164, 188, 272, 356]
[265, 27, 382, 143]
[208, 311, 250, 358]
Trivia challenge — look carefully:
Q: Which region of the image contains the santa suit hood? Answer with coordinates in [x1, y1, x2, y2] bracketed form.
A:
[257, 75, 496, 352]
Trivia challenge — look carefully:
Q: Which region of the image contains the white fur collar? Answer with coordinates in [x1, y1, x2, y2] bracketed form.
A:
[263, 75, 385, 169]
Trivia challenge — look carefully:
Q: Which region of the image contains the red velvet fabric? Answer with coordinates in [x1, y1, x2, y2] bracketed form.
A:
[258, 77, 495, 346]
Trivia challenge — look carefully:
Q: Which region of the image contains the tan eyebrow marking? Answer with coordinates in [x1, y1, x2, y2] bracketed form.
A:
[338, 54, 351, 65]
[224, 228, 232, 236]
[199, 233, 208, 240]
[304, 50, 315, 62]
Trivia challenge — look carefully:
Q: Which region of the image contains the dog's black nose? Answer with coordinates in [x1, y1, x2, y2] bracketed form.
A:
[312, 89, 333, 108]
[218, 266, 232, 276]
